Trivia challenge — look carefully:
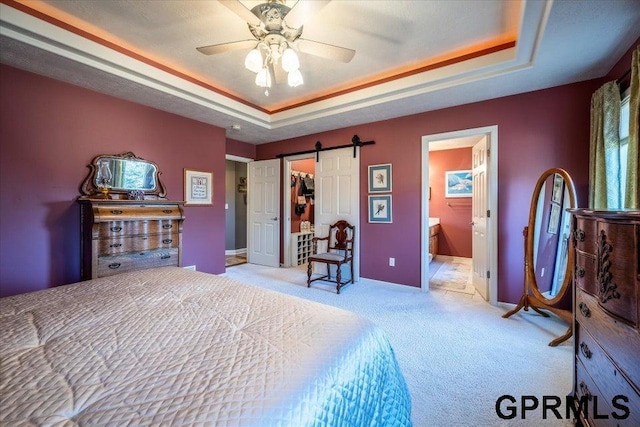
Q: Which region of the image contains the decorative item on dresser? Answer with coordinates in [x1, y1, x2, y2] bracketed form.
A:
[78, 152, 185, 280]
[569, 209, 640, 426]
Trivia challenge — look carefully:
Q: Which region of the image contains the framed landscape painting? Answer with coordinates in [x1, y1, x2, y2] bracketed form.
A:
[445, 170, 472, 198]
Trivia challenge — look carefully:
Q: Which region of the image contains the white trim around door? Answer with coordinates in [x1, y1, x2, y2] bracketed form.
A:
[421, 125, 499, 306]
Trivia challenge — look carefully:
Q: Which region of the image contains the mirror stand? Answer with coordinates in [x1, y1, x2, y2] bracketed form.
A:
[502, 167, 576, 347]
[502, 226, 573, 347]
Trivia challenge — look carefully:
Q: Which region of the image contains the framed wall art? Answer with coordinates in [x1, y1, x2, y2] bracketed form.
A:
[445, 170, 472, 198]
[368, 164, 392, 192]
[368, 195, 392, 223]
[184, 169, 213, 206]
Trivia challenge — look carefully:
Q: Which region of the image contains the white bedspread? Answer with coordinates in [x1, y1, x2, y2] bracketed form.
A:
[0, 267, 411, 426]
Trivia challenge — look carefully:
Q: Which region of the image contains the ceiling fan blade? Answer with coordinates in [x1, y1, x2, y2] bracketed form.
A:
[219, 0, 261, 26]
[295, 38, 355, 63]
[283, 0, 331, 29]
[196, 39, 257, 55]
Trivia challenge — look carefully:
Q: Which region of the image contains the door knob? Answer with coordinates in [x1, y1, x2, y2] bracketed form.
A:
[271, 217, 278, 221]
[470, 221, 475, 226]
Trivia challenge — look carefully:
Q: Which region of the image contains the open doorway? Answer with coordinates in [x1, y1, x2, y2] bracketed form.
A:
[225, 154, 252, 268]
[421, 126, 498, 305]
[283, 154, 316, 267]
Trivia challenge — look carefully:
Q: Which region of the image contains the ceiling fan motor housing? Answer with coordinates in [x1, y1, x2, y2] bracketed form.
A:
[249, 2, 302, 44]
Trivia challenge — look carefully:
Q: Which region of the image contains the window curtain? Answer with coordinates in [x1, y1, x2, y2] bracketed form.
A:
[626, 46, 639, 209]
[588, 82, 621, 209]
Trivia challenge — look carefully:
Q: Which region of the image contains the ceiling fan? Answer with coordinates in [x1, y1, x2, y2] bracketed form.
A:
[196, 0, 355, 92]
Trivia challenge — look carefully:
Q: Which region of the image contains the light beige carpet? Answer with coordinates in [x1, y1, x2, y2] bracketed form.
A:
[429, 255, 475, 295]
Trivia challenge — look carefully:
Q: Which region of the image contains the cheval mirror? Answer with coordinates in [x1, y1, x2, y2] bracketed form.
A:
[503, 168, 577, 346]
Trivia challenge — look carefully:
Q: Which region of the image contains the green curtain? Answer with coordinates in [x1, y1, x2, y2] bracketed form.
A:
[625, 46, 639, 209]
[588, 82, 621, 209]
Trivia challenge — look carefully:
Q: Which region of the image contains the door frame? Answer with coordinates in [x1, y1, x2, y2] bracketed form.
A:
[420, 125, 499, 305]
[283, 153, 315, 267]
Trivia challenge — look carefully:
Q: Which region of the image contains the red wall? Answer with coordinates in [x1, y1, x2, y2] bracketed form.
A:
[429, 148, 473, 258]
[226, 138, 256, 160]
[0, 64, 227, 297]
[256, 80, 602, 303]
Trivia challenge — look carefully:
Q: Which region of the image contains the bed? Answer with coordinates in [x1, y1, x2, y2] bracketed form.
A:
[0, 267, 412, 426]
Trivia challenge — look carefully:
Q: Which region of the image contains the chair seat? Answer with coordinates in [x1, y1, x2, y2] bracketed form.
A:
[310, 252, 349, 263]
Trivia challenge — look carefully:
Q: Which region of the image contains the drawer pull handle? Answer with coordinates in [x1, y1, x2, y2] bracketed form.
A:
[110, 210, 123, 215]
[576, 266, 585, 278]
[574, 229, 585, 242]
[580, 342, 592, 359]
[162, 224, 173, 229]
[108, 263, 121, 269]
[109, 243, 122, 248]
[578, 302, 591, 318]
[162, 209, 173, 214]
[110, 226, 122, 232]
[579, 382, 592, 400]
[161, 254, 171, 260]
[162, 239, 173, 244]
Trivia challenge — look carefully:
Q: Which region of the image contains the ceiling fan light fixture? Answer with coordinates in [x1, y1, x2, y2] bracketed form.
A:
[244, 48, 263, 73]
[287, 69, 304, 87]
[255, 67, 272, 88]
[281, 48, 299, 72]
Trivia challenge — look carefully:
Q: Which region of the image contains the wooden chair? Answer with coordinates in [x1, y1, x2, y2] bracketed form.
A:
[307, 220, 355, 294]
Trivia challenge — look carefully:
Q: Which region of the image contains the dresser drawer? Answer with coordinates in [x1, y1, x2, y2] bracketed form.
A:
[94, 219, 179, 239]
[96, 233, 179, 255]
[596, 222, 638, 326]
[574, 215, 598, 254]
[97, 248, 179, 277]
[576, 326, 640, 424]
[94, 205, 183, 221]
[576, 289, 640, 389]
[575, 359, 619, 427]
[575, 252, 598, 296]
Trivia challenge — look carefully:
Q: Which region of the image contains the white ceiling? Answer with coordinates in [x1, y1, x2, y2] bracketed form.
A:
[1, 0, 639, 145]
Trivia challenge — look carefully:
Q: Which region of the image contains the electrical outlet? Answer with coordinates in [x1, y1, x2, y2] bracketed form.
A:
[389, 257, 395, 267]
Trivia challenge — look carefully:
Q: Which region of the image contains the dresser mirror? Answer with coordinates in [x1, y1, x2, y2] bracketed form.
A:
[80, 152, 166, 199]
[503, 167, 577, 346]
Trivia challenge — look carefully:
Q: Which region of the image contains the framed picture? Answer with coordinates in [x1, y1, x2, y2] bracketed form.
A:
[445, 170, 472, 198]
[552, 173, 564, 203]
[548, 203, 560, 234]
[368, 195, 392, 223]
[368, 164, 392, 192]
[184, 169, 213, 206]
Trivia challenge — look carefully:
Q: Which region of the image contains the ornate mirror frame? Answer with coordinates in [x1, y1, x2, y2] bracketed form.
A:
[503, 167, 577, 346]
[79, 152, 167, 199]
[527, 167, 577, 306]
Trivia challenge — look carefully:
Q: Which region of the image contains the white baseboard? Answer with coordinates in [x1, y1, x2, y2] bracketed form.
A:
[225, 248, 247, 256]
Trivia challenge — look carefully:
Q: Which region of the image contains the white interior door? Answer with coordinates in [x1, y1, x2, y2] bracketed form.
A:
[471, 137, 489, 299]
[247, 159, 280, 267]
[314, 147, 360, 280]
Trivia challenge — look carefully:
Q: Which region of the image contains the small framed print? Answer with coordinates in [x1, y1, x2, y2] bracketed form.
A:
[368, 195, 392, 223]
[445, 170, 472, 198]
[548, 203, 560, 234]
[184, 169, 213, 206]
[368, 164, 392, 192]
[551, 173, 564, 203]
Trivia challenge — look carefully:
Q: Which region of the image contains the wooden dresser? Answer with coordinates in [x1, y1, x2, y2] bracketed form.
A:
[569, 209, 639, 426]
[79, 199, 185, 280]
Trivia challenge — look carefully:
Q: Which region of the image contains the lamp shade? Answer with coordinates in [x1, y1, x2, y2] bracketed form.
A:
[244, 49, 263, 73]
[255, 67, 272, 88]
[281, 48, 300, 73]
[287, 69, 304, 87]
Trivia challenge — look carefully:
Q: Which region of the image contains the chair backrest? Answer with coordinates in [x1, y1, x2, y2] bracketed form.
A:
[328, 220, 355, 255]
